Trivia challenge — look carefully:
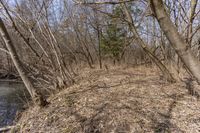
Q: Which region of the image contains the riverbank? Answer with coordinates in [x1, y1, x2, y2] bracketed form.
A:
[11, 66, 200, 132]
[0, 71, 19, 81]
[0, 71, 23, 85]
[0, 79, 22, 83]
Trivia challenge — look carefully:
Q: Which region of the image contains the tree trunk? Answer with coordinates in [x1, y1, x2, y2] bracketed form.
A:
[0, 17, 47, 106]
[97, 27, 103, 69]
[187, 0, 198, 46]
[150, 0, 200, 84]
[121, 2, 175, 83]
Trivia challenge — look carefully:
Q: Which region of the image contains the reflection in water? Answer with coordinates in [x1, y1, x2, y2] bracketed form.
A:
[0, 81, 30, 127]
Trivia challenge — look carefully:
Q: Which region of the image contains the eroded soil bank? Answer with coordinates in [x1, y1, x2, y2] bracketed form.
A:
[16, 66, 200, 133]
[0, 70, 19, 81]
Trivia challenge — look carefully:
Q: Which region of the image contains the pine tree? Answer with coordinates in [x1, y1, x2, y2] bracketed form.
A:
[101, 6, 127, 64]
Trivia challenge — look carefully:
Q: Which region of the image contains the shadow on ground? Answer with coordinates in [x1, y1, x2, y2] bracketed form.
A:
[18, 67, 200, 133]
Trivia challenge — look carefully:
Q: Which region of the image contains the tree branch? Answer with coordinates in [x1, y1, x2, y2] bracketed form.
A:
[0, 47, 10, 54]
[74, 0, 136, 5]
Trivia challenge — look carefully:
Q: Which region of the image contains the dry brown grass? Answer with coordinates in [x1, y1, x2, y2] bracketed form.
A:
[16, 66, 200, 133]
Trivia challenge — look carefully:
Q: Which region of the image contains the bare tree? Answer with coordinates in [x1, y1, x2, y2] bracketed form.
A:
[0, 17, 47, 106]
[150, 0, 200, 83]
[120, 2, 175, 82]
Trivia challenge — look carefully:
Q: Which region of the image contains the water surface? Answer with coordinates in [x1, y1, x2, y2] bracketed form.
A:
[0, 81, 29, 127]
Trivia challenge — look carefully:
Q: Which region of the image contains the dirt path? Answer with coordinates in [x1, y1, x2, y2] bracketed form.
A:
[17, 67, 200, 133]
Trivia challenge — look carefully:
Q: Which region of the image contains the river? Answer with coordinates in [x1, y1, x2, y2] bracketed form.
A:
[0, 81, 29, 128]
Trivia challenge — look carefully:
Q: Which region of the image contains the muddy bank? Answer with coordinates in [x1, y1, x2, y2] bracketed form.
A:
[0, 72, 18, 80]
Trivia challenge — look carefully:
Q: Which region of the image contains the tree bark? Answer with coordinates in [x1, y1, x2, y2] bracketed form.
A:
[0, 17, 47, 106]
[187, 0, 198, 46]
[150, 0, 200, 84]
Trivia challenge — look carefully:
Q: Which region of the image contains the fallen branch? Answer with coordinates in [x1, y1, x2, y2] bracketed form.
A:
[0, 126, 15, 132]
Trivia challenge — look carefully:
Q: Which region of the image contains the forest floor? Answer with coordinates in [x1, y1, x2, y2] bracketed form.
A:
[15, 66, 200, 133]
